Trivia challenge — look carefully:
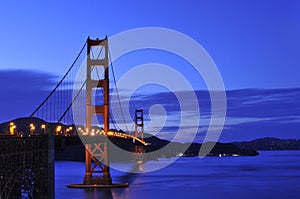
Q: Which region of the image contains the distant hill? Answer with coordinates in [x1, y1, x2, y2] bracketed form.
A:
[233, 137, 300, 150]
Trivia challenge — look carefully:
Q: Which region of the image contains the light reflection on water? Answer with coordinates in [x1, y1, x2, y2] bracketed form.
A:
[55, 151, 300, 199]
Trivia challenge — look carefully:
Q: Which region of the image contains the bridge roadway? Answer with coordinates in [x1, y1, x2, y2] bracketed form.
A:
[74, 129, 147, 146]
[5, 129, 147, 146]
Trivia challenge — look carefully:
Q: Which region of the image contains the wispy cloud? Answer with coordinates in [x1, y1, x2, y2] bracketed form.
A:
[1, 69, 299, 142]
[0, 69, 58, 122]
[111, 88, 300, 142]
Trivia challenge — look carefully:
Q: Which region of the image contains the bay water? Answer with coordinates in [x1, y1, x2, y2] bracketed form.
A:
[55, 151, 300, 199]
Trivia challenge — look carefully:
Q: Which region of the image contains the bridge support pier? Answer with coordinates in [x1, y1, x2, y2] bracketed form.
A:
[83, 174, 112, 185]
[83, 141, 112, 185]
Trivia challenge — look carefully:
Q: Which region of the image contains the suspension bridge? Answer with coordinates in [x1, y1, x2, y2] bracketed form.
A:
[2, 36, 149, 193]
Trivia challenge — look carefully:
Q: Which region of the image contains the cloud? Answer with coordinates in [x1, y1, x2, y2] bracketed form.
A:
[110, 88, 300, 142]
[0, 69, 58, 122]
[1, 69, 299, 142]
[0, 69, 58, 91]
[220, 117, 300, 142]
[226, 88, 300, 118]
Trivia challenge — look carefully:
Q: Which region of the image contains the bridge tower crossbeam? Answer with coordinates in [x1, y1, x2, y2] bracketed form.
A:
[135, 109, 144, 141]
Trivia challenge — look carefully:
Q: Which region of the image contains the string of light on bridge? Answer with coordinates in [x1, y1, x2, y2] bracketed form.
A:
[7, 122, 147, 145]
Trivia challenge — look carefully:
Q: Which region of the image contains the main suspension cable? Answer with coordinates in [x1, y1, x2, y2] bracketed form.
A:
[109, 49, 130, 133]
[30, 41, 87, 117]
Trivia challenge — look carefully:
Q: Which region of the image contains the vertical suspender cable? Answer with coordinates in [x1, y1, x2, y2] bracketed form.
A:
[30, 41, 87, 117]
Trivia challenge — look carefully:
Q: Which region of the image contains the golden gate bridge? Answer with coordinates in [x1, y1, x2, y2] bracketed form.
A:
[27, 37, 147, 188]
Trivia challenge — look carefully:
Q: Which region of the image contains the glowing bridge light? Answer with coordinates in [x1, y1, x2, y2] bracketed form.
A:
[41, 124, 46, 134]
[56, 125, 62, 135]
[107, 131, 114, 136]
[30, 124, 35, 134]
[9, 122, 16, 135]
[90, 129, 95, 136]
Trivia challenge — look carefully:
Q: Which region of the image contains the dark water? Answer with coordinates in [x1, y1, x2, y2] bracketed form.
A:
[55, 151, 300, 199]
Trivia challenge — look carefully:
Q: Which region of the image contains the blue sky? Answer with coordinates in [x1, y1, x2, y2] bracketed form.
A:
[0, 0, 299, 141]
[0, 0, 299, 89]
